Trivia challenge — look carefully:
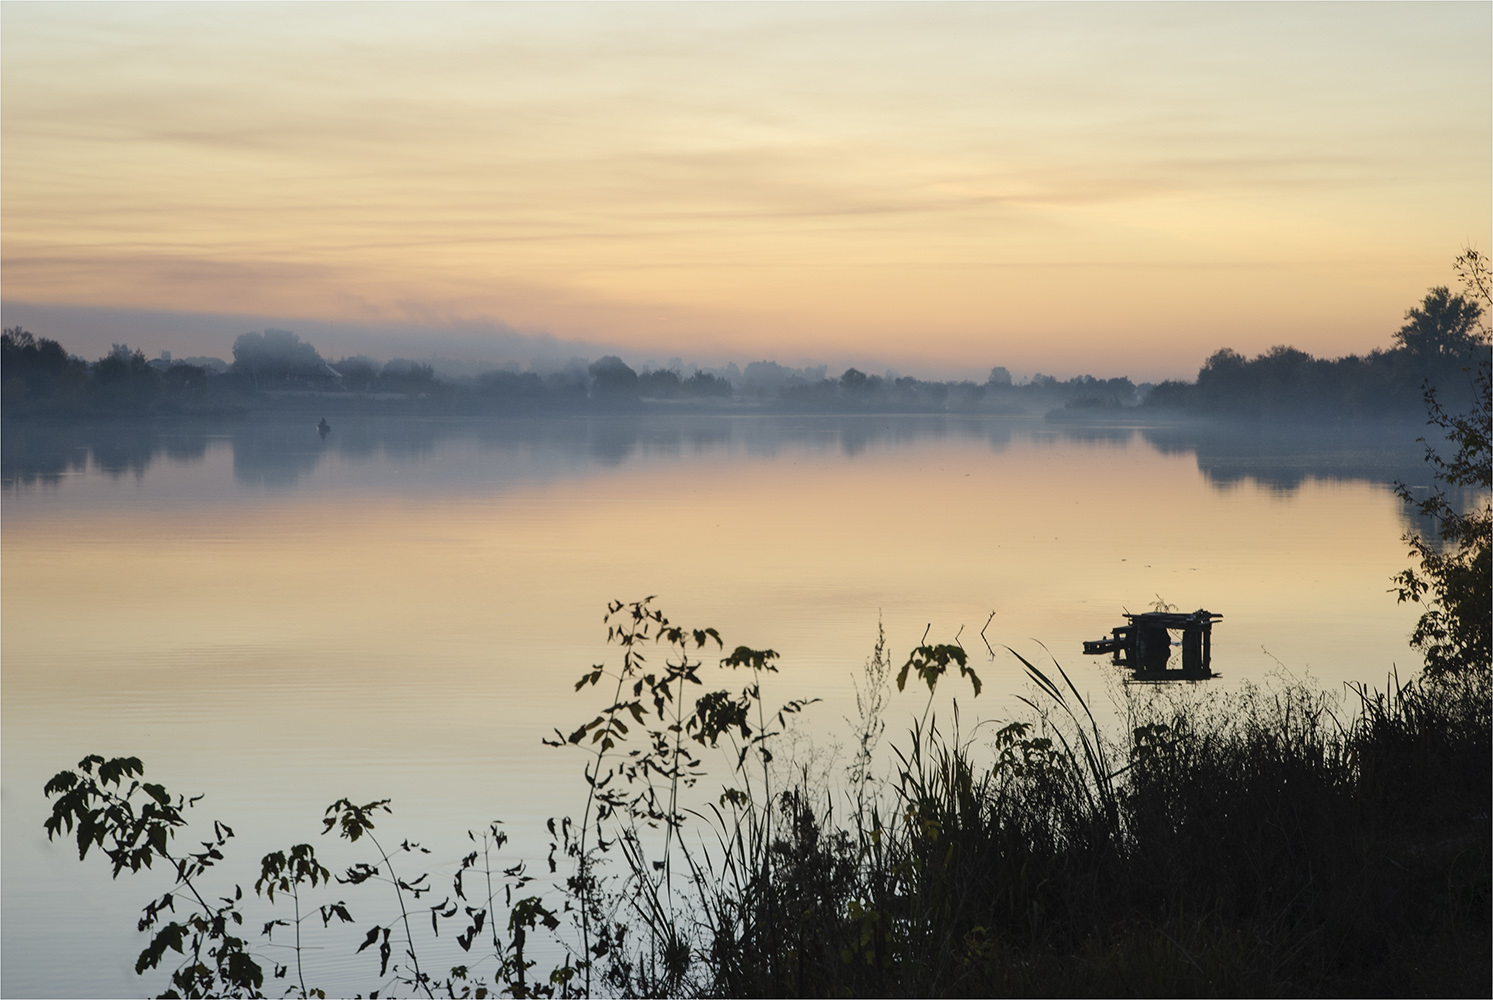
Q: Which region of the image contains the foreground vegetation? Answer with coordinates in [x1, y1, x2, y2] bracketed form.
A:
[45, 613, 1490, 998]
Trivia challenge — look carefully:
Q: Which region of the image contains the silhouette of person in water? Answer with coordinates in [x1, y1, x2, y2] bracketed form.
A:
[317, 418, 331, 439]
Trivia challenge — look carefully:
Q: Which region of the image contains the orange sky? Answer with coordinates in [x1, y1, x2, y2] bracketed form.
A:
[2, 3, 1488, 380]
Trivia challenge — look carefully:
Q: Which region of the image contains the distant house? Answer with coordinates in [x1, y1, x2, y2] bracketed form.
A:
[273, 361, 344, 391]
[306, 361, 344, 390]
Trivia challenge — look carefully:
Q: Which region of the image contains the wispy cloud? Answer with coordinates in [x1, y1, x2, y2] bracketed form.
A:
[2, 3, 1487, 375]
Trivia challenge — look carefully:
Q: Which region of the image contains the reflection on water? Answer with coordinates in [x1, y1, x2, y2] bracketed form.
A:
[1141, 423, 1431, 494]
[2, 414, 1428, 495]
[2, 414, 1443, 552]
[1, 412, 1434, 998]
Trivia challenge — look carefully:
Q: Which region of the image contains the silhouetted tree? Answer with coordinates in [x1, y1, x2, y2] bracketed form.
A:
[638, 368, 683, 398]
[1395, 286, 1487, 361]
[3, 328, 76, 380]
[588, 356, 638, 397]
[742, 360, 794, 396]
[231, 330, 326, 388]
[2, 327, 87, 413]
[683, 370, 731, 397]
[335, 357, 381, 393]
[1141, 380, 1195, 408]
[381, 360, 438, 393]
[90, 344, 162, 412]
[162, 363, 208, 391]
[1394, 250, 1492, 682]
[1394, 360, 1490, 681]
[478, 369, 546, 401]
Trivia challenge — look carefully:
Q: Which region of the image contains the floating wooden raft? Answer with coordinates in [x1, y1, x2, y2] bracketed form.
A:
[1083, 609, 1222, 678]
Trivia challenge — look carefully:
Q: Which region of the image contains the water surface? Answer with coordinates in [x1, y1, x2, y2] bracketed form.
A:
[2, 414, 1429, 997]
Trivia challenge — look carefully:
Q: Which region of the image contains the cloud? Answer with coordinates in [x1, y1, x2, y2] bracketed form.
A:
[2, 3, 1488, 377]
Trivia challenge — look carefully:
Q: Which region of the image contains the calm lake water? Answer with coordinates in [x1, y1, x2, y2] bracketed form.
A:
[1, 413, 1433, 997]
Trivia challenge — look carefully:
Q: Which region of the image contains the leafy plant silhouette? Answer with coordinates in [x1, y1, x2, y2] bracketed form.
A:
[44, 755, 268, 997]
[1393, 247, 1492, 682]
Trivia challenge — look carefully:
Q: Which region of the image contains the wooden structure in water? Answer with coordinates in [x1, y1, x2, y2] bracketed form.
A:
[1082, 609, 1222, 678]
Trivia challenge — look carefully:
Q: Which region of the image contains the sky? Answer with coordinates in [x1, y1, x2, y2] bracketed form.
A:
[2, 2, 1489, 381]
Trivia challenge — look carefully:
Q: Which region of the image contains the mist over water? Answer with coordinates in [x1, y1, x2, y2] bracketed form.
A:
[2, 413, 1429, 997]
[2, 413, 1438, 496]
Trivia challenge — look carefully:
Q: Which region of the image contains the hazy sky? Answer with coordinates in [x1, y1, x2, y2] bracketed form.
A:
[2, 3, 1488, 380]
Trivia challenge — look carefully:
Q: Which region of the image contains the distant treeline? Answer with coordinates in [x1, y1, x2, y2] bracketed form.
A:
[1146, 285, 1491, 419]
[0, 332, 238, 418]
[0, 326, 1138, 419]
[5, 279, 1487, 420]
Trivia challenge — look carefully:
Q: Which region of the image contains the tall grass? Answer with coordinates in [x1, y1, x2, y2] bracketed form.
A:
[532, 615, 1490, 998]
[569, 631, 1489, 997]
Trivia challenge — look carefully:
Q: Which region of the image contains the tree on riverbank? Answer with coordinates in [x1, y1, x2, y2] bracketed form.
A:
[1394, 248, 1492, 682]
[231, 330, 336, 390]
[2, 327, 87, 413]
[1145, 256, 1492, 419]
[1, 330, 227, 417]
[1396, 283, 1488, 361]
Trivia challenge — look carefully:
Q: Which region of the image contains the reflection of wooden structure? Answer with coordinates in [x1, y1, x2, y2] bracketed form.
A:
[1083, 609, 1221, 678]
